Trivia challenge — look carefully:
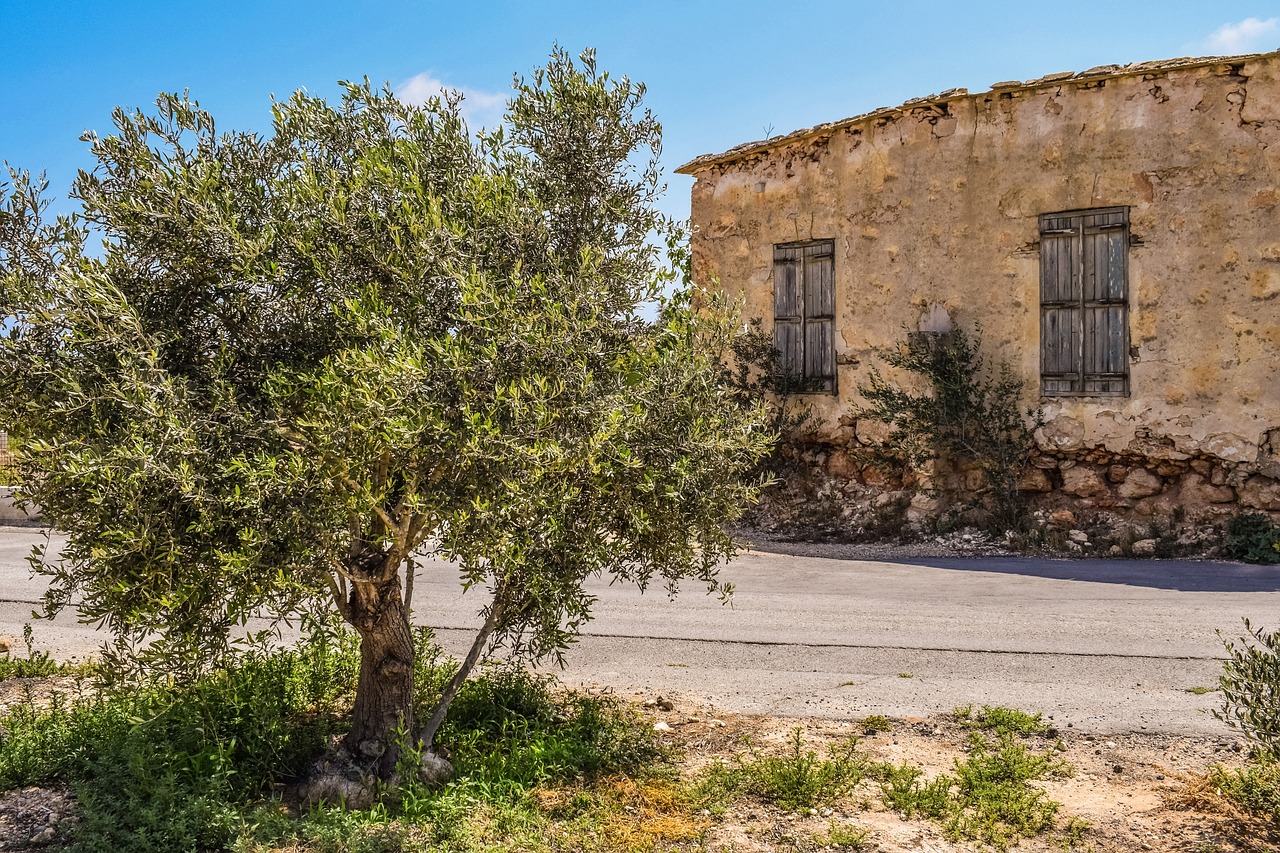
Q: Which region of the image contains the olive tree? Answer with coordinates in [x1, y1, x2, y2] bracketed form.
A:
[0, 49, 769, 788]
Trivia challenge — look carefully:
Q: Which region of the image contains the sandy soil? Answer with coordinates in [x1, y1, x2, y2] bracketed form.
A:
[630, 689, 1269, 853]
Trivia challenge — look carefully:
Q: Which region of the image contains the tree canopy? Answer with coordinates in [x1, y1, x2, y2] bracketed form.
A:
[0, 49, 770, 787]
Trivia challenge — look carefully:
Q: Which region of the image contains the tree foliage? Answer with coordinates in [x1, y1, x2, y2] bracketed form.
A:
[1218, 619, 1280, 762]
[854, 326, 1041, 530]
[0, 48, 769, 781]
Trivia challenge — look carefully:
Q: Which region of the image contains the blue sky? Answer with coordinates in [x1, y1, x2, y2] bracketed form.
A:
[2, 2, 1278, 225]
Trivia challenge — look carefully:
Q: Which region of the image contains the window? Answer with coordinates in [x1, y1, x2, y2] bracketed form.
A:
[1039, 207, 1130, 396]
[773, 240, 836, 392]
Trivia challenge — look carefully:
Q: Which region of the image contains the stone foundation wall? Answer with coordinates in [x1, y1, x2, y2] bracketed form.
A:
[751, 433, 1279, 547]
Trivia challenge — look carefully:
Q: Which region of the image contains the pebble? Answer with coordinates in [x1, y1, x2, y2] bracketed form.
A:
[653, 721, 671, 732]
[30, 827, 56, 844]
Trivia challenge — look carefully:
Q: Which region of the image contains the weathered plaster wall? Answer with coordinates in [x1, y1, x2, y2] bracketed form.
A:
[683, 52, 1280, 518]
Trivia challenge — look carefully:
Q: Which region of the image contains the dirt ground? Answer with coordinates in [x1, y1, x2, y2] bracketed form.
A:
[629, 689, 1267, 853]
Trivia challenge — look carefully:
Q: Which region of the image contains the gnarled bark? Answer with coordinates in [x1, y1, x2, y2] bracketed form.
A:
[344, 572, 416, 781]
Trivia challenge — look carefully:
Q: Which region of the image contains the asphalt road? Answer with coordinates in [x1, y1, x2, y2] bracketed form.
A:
[3, 525, 1277, 735]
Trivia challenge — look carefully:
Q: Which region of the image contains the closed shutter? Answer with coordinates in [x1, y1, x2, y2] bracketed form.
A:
[1039, 208, 1129, 396]
[1081, 213, 1128, 394]
[773, 253, 802, 379]
[774, 241, 836, 392]
[1039, 229, 1080, 394]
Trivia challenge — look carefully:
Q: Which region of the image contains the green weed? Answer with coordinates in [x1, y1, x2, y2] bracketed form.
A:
[879, 732, 1074, 851]
[861, 714, 892, 735]
[954, 704, 1051, 737]
[687, 728, 870, 813]
[0, 624, 95, 681]
[1208, 760, 1280, 833]
[812, 819, 870, 849]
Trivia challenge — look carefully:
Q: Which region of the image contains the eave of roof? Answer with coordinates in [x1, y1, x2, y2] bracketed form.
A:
[675, 49, 1278, 175]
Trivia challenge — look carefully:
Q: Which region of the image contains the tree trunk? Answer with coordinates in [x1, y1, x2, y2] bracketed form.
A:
[345, 573, 416, 781]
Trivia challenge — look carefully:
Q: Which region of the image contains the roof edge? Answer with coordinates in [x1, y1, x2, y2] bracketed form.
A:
[675, 49, 1278, 175]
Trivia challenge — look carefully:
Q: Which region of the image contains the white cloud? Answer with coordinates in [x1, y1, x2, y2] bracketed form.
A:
[394, 72, 508, 130]
[1201, 17, 1280, 54]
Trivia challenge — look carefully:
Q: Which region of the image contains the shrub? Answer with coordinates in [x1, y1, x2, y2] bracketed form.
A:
[879, 732, 1071, 851]
[1217, 619, 1280, 760]
[954, 704, 1051, 737]
[1223, 513, 1280, 564]
[855, 325, 1042, 531]
[1209, 761, 1280, 833]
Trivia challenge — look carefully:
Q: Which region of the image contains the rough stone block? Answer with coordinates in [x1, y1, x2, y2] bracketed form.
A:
[1118, 468, 1164, 498]
[1061, 465, 1107, 498]
[826, 450, 859, 480]
[1239, 476, 1280, 511]
[1180, 473, 1235, 505]
[1018, 468, 1052, 493]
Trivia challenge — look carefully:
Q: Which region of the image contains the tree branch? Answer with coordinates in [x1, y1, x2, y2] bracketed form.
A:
[418, 580, 507, 749]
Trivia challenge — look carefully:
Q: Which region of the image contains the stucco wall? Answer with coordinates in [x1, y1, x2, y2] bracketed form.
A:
[683, 52, 1280, 517]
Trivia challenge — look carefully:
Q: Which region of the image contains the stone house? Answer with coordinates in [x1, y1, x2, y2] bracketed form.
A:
[678, 50, 1280, 524]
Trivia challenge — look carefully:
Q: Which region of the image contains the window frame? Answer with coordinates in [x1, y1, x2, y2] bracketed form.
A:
[1038, 206, 1131, 398]
[773, 239, 837, 395]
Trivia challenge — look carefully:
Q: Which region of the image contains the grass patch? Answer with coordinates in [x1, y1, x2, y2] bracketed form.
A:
[1208, 760, 1280, 835]
[812, 819, 870, 849]
[686, 728, 871, 813]
[0, 623, 674, 853]
[879, 731, 1074, 850]
[0, 624, 96, 680]
[954, 703, 1051, 737]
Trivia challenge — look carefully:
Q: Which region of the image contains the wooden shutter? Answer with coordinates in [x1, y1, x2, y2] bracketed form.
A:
[1081, 211, 1128, 394]
[774, 241, 836, 393]
[1039, 208, 1129, 396]
[773, 250, 802, 379]
[1039, 229, 1081, 394]
[802, 243, 835, 391]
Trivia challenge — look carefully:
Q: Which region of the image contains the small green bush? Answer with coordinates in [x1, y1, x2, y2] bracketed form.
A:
[1223, 514, 1280, 564]
[854, 325, 1042, 532]
[954, 704, 1051, 737]
[879, 732, 1071, 851]
[860, 714, 892, 735]
[1218, 620, 1280, 761]
[1209, 761, 1280, 833]
[687, 728, 869, 813]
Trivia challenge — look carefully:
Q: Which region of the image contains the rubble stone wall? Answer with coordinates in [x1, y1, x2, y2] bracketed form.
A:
[680, 52, 1280, 522]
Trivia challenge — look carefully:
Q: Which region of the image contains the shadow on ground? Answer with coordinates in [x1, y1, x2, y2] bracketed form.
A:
[745, 539, 1280, 593]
